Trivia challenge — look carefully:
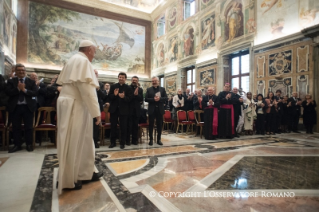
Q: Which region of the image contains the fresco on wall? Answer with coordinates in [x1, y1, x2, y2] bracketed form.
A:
[183, 26, 194, 57]
[5, 0, 11, 8]
[269, 50, 292, 76]
[0, 0, 4, 45]
[256, 0, 299, 45]
[11, 14, 17, 55]
[201, 0, 214, 10]
[156, 43, 165, 67]
[167, 6, 177, 30]
[246, 18, 256, 33]
[28, 2, 146, 74]
[165, 75, 176, 96]
[201, 14, 215, 50]
[299, 0, 319, 28]
[224, 1, 244, 42]
[199, 69, 215, 87]
[167, 36, 178, 63]
[3, 3, 10, 48]
[104, 0, 160, 13]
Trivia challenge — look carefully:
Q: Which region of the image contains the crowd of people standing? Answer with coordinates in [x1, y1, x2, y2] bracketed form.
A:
[166, 84, 317, 139]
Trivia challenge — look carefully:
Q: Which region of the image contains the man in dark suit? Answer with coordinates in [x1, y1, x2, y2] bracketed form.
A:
[108, 72, 133, 149]
[145, 76, 168, 146]
[93, 70, 106, 148]
[5, 64, 38, 153]
[231, 87, 243, 137]
[183, 88, 194, 111]
[288, 92, 302, 133]
[127, 76, 143, 145]
[29, 72, 47, 108]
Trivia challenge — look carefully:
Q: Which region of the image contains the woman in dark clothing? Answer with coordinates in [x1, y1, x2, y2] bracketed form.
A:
[255, 94, 267, 135]
[265, 92, 277, 135]
[302, 94, 317, 134]
[281, 95, 290, 133]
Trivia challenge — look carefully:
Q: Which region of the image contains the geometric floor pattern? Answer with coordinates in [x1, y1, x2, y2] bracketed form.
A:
[1, 132, 319, 211]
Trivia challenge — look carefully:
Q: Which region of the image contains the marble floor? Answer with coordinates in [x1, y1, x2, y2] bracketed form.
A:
[1, 131, 319, 212]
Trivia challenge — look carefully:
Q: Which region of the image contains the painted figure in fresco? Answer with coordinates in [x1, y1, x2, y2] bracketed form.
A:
[157, 43, 165, 67]
[12, 21, 17, 54]
[167, 37, 178, 62]
[184, 27, 194, 57]
[226, 1, 242, 42]
[4, 7, 10, 47]
[271, 18, 285, 39]
[261, 0, 281, 15]
[246, 19, 256, 33]
[299, 8, 319, 28]
[168, 7, 177, 28]
[201, 17, 215, 49]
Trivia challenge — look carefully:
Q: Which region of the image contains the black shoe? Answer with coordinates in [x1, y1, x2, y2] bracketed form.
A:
[149, 140, 153, 146]
[120, 145, 125, 149]
[83, 172, 104, 184]
[293, 131, 301, 133]
[132, 142, 138, 145]
[8, 145, 22, 153]
[157, 140, 163, 145]
[109, 144, 116, 148]
[235, 134, 240, 138]
[26, 145, 33, 152]
[94, 142, 100, 148]
[126, 142, 131, 146]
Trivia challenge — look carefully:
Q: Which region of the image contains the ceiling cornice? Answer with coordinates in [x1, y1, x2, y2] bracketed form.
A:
[61, 0, 152, 21]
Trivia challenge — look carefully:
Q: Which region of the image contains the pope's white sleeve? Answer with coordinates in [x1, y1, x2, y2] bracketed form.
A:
[76, 82, 100, 118]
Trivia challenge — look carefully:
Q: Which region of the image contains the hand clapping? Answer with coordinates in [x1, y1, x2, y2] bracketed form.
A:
[119, 92, 125, 98]
[154, 96, 160, 102]
[134, 87, 138, 96]
[114, 88, 119, 96]
[18, 81, 25, 92]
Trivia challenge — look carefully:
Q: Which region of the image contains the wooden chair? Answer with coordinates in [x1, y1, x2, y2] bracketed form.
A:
[163, 110, 174, 131]
[176, 110, 193, 133]
[187, 110, 196, 133]
[33, 107, 57, 148]
[100, 111, 111, 146]
[194, 110, 204, 139]
[138, 115, 149, 143]
[0, 107, 7, 150]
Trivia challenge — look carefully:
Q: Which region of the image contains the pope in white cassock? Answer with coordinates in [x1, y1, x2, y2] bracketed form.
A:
[56, 40, 103, 194]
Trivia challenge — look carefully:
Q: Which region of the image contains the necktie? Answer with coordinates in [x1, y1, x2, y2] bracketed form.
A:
[19, 79, 25, 102]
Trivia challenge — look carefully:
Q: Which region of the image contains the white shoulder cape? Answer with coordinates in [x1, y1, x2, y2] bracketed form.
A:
[57, 52, 99, 88]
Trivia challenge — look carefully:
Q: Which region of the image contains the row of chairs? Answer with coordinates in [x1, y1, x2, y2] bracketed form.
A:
[163, 110, 205, 138]
[0, 106, 57, 150]
[0, 106, 206, 150]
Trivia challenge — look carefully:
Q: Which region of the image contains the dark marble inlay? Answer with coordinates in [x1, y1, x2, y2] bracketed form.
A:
[208, 156, 319, 190]
[29, 137, 312, 211]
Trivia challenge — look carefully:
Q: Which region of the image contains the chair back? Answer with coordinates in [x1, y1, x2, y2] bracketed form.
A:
[103, 105, 110, 123]
[164, 110, 171, 121]
[177, 110, 187, 122]
[0, 107, 5, 124]
[35, 107, 56, 127]
[194, 110, 204, 124]
[187, 110, 196, 122]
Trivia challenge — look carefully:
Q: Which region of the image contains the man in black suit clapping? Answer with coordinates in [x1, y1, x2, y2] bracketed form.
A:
[108, 72, 133, 149]
[127, 76, 143, 145]
[288, 92, 302, 133]
[145, 76, 168, 146]
[5, 64, 38, 153]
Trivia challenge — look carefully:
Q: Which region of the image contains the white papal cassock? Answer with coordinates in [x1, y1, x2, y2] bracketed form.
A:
[56, 52, 100, 195]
